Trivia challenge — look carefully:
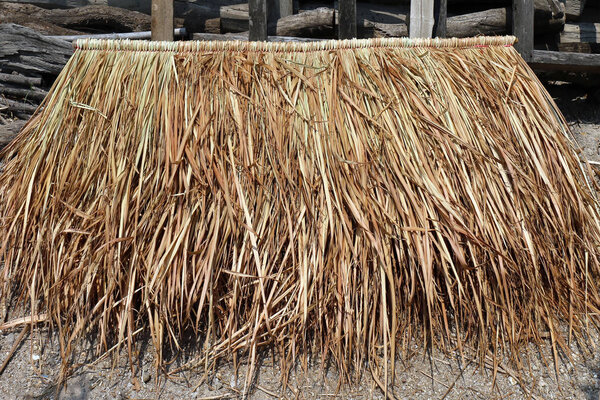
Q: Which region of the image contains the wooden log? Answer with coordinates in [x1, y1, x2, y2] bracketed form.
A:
[0, 3, 158, 34]
[0, 120, 26, 150]
[173, 0, 245, 34]
[50, 28, 187, 42]
[249, 0, 267, 40]
[151, 0, 174, 41]
[0, 97, 38, 114]
[0, 0, 151, 11]
[339, 0, 357, 39]
[34, 5, 152, 32]
[0, 86, 48, 102]
[220, 4, 250, 33]
[222, 5, 333, 38]
[273, 8, 334, 37]
[531, 49, 600, 72]
[0, 73, 42, 87]
[445, 8, 506, 37]
[0, 24, 72, 77]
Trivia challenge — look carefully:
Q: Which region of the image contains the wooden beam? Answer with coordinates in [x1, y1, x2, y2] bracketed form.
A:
[512, 0, 533, 61]
[434, 0, 447, 37]
[338, 0, 357, 39]
[410, 0, 435, 38]
[151, 0, 173, 41]
[530, 50, 600, 72]
[249, 0, 267, 41]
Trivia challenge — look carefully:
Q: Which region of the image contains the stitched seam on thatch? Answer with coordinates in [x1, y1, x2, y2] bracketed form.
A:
[73, 35, 517, 54]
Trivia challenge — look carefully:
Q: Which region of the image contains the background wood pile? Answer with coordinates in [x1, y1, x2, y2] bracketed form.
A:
[0, 0, 599, 138]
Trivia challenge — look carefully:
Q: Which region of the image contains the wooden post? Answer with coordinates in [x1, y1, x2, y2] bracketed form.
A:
[338, 0, 357, 39]
[410, 0, 435, 38]
[513, 0, 534, 61]
[434, 0, 447, 38]
[151, 0, 173, 41]
[268, 0, 293, 23]
[249, 0, 268, 41]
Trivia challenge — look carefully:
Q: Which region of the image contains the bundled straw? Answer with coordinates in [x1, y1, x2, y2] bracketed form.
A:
[1, 36, 600, 386]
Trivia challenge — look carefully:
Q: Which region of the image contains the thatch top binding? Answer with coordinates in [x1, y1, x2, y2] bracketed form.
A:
[73, 35, 517, 53]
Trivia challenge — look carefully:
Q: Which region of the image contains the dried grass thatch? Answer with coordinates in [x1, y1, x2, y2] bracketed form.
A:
[1, 36, 600, 388]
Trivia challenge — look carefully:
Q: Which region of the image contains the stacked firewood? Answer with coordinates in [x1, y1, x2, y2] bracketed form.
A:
[0, 3, 184, 125]
[0, 24, 67, 135]
[0, 23, 72, 134]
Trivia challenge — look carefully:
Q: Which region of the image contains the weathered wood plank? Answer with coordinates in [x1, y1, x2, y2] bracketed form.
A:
[559, 23, 600, 53]
[268, 0, 293, 22]
[410, 0, 434, 38]
[561, 23, 600, 43]
[151, 0, 173, 41]
[249, 0, 267, 40]
[338, 0, 357, 39]
[512, 0, 534, 61]
[433, 0, 447, 37]
[531, 49, 600, 71]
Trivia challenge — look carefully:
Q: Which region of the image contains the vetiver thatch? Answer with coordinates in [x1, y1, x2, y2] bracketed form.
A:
[1, 36, 599, 389]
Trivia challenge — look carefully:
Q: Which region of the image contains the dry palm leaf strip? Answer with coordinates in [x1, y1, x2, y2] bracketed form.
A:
[0, 36, 599, 386]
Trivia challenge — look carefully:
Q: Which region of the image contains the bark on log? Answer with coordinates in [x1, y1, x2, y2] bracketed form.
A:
[0, 72, 42, 87]
[0, 24, 72, 77]
[35, 5, 152, 32]
[0, 86, 48, 102]
[0, 97, 38, 114]
[0, 120, 26, 150]
[0, 3, 188, 35]
[0, 0, 152, 11]
[270, 7, 334, 37]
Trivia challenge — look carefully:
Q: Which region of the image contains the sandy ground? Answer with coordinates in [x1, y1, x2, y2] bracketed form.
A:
[2, 81, 600, 400]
